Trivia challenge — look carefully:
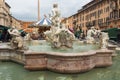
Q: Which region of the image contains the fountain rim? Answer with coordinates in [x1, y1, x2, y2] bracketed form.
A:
[24, 49, 113, 57]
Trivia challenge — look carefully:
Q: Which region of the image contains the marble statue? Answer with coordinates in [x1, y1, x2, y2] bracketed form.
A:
[50, 4, 61, 33]
[24, 33, 32, 41]
[44, 4, 75, 48]
[8, 28, 27, 50]
[51, 4, 60, 26]
[52, 25, 75, 48]
[86, 26, 109, 48]
[86, 27, 97, 43]
[100, 32, 109, 49]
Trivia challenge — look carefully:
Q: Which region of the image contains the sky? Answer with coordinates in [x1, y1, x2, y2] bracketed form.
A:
[6, 0, 91, 21]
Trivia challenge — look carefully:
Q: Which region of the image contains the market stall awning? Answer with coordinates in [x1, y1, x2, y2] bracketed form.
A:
[35, 17, 52, 27]
[0, 25, 10, 30]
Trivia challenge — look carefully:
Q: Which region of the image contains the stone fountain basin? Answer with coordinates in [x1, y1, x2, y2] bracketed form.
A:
[24, 49, 113, 73]
[0, 42, 115, 74]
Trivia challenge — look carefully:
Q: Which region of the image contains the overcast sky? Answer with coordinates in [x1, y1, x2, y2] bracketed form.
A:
[6, 0, 91, 21]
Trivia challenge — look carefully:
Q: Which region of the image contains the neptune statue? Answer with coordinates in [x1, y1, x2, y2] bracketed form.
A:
[44, 4, 75, 48]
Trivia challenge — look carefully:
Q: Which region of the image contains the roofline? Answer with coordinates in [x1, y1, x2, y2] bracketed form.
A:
[5, 2, 11, 8]
[67, 13, 77, 18]
[78, 0, 103, 13]
[19, 20, 36, 23]
[82, 0, 94, 8]
[10, 15, 21, 22]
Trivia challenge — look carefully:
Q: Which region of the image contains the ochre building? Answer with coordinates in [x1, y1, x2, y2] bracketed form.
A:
[20, 21, 35, 33]
[63, 0, 120, 34]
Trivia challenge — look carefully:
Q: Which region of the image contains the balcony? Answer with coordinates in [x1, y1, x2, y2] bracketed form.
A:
[109, 10, 119, 22]
[98, 22, 108, 28]
[86, 22, 94, 28]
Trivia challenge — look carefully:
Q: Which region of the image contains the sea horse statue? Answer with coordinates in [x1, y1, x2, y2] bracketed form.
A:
[8, 27, 27, 50]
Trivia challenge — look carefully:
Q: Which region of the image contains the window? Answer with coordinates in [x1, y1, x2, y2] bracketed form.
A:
[82, 16, 84, 21]
[83, 23, 84, 27]
[106, 17, 109, 26]
[80, 16, 81, 21]
[104, 8, 106, 13]
[98, 19, 103, 24]
[104, 18, 106, 23]
[80, 24, 81, 27]
[94, 12, 97, 18]
[101, 9, 103, 14]
[98, 10, 100, 17]
[111, 11, 119, 19]
[119, 9, 120, 18]
[93, 20, 96, 26]
[106, 6, 110, 12]
[106, 17, 109, 22]
[98, 4, 100, 8]
[86, 15, 89, 20]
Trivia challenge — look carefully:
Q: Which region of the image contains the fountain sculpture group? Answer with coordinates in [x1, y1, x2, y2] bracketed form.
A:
[44, 4, 75, 48]
[0, 4, 116, 73]
[7, 4, 109, 50]
[8, 27, 28, 50]
[8, 28, 24, 49]
[86, 27, 109, 49]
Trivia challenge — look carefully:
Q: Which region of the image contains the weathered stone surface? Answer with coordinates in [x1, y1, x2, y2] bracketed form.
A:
[24, 54, 47, 70]
[107, 45, 116, 50]
[0, 47, 25, 64]
[24, 49, 113, 73]
[107, 45, 117, 56]
[47, 55, 95, 73]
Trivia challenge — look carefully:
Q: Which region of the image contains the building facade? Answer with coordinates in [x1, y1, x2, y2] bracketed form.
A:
[11, 16, 22, 29]
[20, 21, 34, 32]
[0, 0, 22, 29]
[64, 0, 120, 35]
[0, 0, 11, 27]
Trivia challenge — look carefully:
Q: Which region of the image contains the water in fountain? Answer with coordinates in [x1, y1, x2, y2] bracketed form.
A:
[0, 50, 119, 80]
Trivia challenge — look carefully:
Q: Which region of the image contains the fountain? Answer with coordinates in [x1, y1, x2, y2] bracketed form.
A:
[23, 4, 115, 73]
[0, 4, 116, 74]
